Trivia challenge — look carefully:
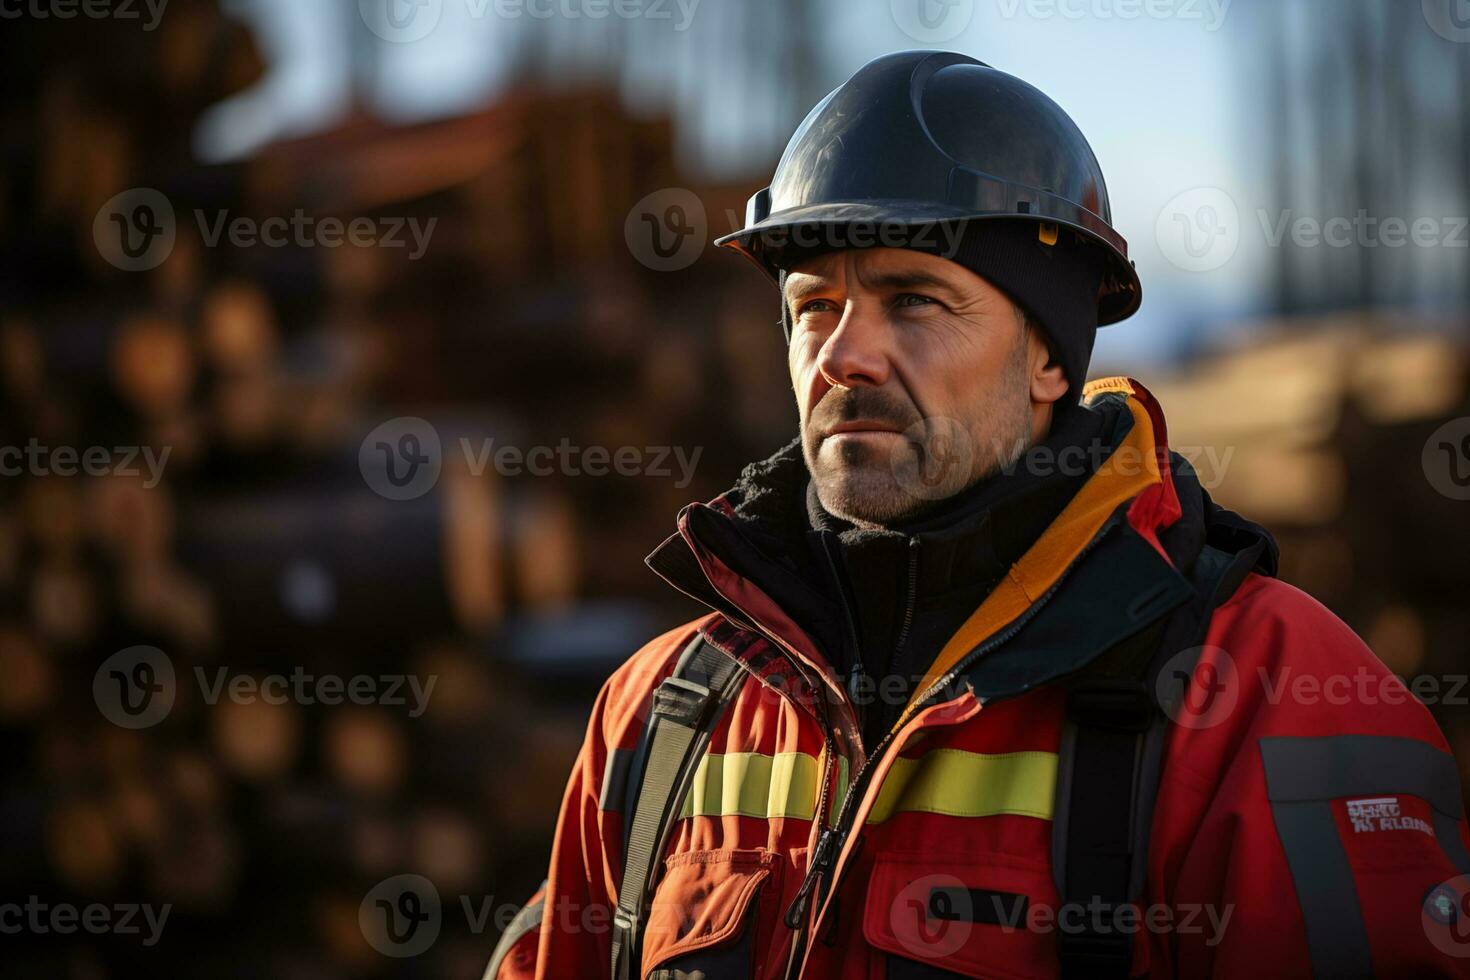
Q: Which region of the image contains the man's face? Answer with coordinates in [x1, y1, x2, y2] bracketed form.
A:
[785, 246, 1067, 528]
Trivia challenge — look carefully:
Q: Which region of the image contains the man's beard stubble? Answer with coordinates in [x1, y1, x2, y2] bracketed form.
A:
[801, 368, 1033, 529]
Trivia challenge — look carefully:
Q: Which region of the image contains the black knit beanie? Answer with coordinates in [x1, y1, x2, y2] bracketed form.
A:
[775, 219, 1108, 406]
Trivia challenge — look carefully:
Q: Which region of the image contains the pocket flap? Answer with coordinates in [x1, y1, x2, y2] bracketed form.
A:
[862, 852, 1055, 980]
[642, 847, 775, 976]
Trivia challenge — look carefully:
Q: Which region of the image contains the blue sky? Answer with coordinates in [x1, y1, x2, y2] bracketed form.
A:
[202, 1, 1464, 368]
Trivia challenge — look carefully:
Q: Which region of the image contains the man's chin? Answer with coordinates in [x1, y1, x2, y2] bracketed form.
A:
[810, 470, 925, 529]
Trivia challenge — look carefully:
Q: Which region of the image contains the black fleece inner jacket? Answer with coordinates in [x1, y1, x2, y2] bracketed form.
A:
[800, 404, 1105, 748]
[651, 395, 1280, 753]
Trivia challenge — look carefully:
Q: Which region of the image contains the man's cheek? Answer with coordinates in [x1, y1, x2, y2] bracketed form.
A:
[792, 365, 826, 422]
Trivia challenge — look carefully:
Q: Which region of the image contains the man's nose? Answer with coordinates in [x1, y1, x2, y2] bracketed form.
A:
[815, 301, 892, 388]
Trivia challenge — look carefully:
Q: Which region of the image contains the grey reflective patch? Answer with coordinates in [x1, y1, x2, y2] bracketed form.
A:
[600, 747, 635, 812]
[1260, 735, 1464, 816]
[1259, 735, 1470, 979]
[1266, 799, 1372, 976]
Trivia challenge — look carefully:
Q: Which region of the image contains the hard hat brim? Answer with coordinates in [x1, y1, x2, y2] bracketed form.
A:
[715, 198, 1142, 326]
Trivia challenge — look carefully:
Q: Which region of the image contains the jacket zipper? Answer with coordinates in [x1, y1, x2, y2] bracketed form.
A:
[818, 534, 866, 730]
[780, 522, 1119, 976]
[785, 537, 918, 961]
[888, 537, 921, 675]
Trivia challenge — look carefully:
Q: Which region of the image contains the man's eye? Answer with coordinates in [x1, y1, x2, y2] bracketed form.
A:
[796, 299, 836, 316]
[895, 293, 936, 308]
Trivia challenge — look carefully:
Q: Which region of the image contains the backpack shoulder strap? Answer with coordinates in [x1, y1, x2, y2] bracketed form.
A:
[1052, 541, 1254, 978]
[609, 631, 748, 980]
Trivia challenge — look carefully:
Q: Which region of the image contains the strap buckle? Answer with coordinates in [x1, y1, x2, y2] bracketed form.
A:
[609, 907, 640, 979]
[652, 676, 716, 728]
[1067, 680, 1156, 733]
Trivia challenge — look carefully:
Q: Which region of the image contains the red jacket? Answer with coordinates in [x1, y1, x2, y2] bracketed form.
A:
[492, 378, 1470, 979]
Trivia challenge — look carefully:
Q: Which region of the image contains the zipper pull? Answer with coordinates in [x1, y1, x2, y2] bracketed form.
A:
[845, 661, 865, 703]
[784, 827, 838, 929]
[845, 661, 868, 744]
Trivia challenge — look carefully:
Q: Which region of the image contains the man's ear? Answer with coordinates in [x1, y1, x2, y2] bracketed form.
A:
[1026, 322, 1069, 406]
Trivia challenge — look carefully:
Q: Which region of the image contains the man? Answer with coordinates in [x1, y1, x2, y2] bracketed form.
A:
[487, 51, 1470, 979]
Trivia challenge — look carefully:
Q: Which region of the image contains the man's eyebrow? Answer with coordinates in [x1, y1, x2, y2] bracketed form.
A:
[859, 269, 959, 294]
[782, 275, 831, 307]
[782, 268, 959, 303]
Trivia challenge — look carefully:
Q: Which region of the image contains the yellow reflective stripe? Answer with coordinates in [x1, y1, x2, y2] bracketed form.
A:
[678, 751, 820, 820]
[865, 749, 1058, 824]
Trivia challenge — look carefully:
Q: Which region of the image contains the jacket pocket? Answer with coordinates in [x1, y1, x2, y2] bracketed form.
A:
[863, 851, 1056, 980]
[642, 847, 778, 980]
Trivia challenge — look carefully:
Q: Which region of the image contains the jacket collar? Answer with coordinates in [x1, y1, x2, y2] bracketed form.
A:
[646, 378, 1276, 717]
[802, 402, 1106, 600]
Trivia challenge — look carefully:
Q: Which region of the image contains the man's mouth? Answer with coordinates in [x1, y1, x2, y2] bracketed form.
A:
[824, 420, 904, 441]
